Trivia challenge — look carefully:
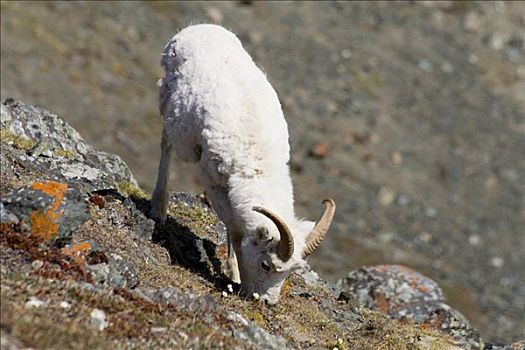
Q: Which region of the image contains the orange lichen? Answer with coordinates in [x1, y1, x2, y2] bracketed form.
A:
[61, 241, 93, 266]
[417, 285, 430, 293]
[374, 292, 390, 312]
[29, 181, 68, 241]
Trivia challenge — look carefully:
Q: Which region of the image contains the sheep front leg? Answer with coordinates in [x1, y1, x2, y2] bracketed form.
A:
[150, 129, 173, 222]
[228, 234, 241, 284]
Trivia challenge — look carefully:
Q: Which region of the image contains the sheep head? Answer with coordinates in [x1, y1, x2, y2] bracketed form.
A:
[238, 199, 336, 304]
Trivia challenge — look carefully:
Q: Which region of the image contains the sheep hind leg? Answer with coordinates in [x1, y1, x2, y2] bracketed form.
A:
[150, 129, 173, 223]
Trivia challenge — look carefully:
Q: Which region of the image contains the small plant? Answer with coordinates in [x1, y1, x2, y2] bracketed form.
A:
[117, 181, 149, 200]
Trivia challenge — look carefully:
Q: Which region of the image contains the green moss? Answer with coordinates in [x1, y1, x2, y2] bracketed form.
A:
[244, 308, 267, 328]
[54, 148, 76, 159]
[167, 202, 220, 238]
[0, 128, 35, 150]
[117, 181, 149, 200]
[328, 338, 346, 350]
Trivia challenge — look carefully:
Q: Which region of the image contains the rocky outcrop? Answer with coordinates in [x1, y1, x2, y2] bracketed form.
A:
[1, 100, 522, 349]
[338, 265, 481, 349]
[1, 98, 137, 194]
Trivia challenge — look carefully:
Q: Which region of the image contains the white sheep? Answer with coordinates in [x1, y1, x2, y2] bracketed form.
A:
[150, 24, 335, 304]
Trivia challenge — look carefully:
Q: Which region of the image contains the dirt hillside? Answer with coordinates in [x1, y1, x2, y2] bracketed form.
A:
[1, 1, 524, 343]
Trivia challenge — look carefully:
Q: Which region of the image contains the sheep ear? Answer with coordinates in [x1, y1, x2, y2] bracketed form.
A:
[252, 207, 294, 262]
[255, 226, 273, 246]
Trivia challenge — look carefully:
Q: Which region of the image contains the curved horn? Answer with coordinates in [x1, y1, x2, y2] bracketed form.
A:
[302, 198, 336, 258]
[252, 206, 294, 262]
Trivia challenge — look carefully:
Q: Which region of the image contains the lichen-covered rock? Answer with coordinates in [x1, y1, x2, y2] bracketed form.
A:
[106, 253, 139, 288]
[88, 189, 155, 241]
[86, 253, 139, 289]
[338, 265, 483, 349]
[484, 340, 525, 350]
[231, 316, 290, 350]
[1, 181, 90, 246]
[0, 99, 137, 193]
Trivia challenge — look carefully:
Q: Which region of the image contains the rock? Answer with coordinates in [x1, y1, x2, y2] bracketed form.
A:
[468, 234, 481, 246]
[463, 12, 482, 33]
[297, 264, 320, 285]
[490, 256, 504, 269]
[88, 189, 155, 241]
[390, 151, 403, 165]
[86, 253, 139, 288]
[418, 1, 454, 9]
[425, 207, 437, 218]
[31, 259, 44, 270]
[25, 296, 44, 308]
[132, 287, 291, 349]
[124, 198, 155, 240]
[206, 7, 223, 23]
[418, 59, 433, 72]
[153, 192, 227, 278]
[517, 65, 525, 79]
[485, 340, 525, 350]
[134, 287, 217, 313]
[0, 203, 19, 224]
[1, 181, 90, 246]
[0, 100, 137, 193]
[108, 253, 139, 288]
[338, 265, 445, 312]
[234, 323, 289, 350]
[441, 61, 454, 74]
[247, 31, 263, 45]
[86, 263, 111, 285]
[228, 312, 290, 350]
[90, 308, 108, 331]
[396, 195, 409, 206]
[338, 265, 482, 349]
[483, 33, 507, 51]
[309, 141, 330, 159]
[377, 187, 396, 206]
[0, 329, 25, 350]
[341, 48, 351, 59]
[150, 327, 167, 333]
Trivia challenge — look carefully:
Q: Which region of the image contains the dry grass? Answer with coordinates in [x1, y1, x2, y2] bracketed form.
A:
[0, 186, 463, 349]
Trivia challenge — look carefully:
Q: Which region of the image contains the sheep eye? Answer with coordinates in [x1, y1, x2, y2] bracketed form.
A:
[261, 261, 271, 272]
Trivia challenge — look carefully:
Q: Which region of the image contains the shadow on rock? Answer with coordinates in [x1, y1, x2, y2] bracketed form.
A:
[118, 190, 233, 291]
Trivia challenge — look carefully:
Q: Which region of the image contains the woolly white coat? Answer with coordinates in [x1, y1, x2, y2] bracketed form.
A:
[152, 24, 321, 303]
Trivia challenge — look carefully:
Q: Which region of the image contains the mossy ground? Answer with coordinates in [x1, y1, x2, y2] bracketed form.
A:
[117, 181, 149, 201]
[0, 260, 243, 350]
[0, 128, 35, 150]
[1, 184, 462, 349]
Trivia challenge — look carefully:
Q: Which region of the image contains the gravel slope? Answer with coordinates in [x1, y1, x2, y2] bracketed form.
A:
[1, 1, 524, 343]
